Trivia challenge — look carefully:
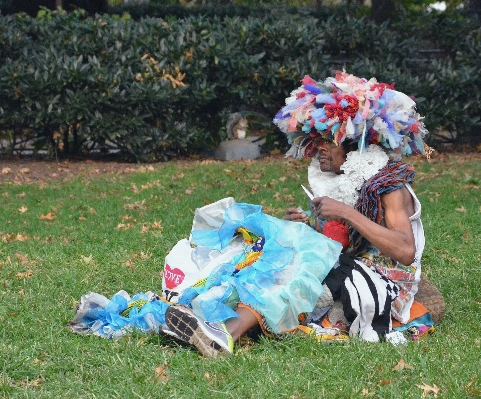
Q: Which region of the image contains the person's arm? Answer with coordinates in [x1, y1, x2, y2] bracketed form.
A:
[312, 187, 416, 265]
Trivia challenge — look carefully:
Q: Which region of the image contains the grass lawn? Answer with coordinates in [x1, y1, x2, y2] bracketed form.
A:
[0, 153, 480, 398]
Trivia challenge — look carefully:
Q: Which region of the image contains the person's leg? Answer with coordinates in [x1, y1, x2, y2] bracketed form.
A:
[165, 305, 260, 357]
[225, 306, 259, 342]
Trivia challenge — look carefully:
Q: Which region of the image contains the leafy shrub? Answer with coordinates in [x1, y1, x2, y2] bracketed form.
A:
[0, 8, 480, 161]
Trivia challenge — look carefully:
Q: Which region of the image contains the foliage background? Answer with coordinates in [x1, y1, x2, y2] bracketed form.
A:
[1, 2, 481, 162]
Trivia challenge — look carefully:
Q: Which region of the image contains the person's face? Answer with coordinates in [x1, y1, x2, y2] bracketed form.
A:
[316, 139, 348, 174]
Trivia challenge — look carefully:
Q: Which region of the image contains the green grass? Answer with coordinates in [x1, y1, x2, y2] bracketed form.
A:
[1, 154, 480, 398]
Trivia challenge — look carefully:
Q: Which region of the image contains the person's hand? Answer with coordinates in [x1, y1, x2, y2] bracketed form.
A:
[284, 208, 310, 225]
[312, 196, 349, 221]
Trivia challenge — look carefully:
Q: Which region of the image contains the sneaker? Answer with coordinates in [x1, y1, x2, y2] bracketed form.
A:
[165, 306, 234, 357]
[159, 323, 182, 341]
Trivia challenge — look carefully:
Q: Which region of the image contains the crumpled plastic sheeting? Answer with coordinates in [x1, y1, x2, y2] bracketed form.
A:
[186, 202, 342, 333]
[68, 200, 342, 338]
[67, 290, 170, 340]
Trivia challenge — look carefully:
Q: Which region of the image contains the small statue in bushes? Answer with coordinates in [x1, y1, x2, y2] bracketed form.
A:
[215, 113, 264, 161]
[226, 113, 248, 140]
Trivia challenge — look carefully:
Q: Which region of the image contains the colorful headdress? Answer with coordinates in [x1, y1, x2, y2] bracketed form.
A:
[273, 71, 429, 159]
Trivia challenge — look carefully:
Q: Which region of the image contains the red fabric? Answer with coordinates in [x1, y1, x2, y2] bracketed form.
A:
[323, 220, 350, 251]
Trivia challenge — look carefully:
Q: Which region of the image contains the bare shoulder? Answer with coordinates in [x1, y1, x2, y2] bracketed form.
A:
[381, 186, 415, 220]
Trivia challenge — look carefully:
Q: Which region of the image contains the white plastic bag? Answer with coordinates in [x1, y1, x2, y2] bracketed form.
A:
[161, 197, 240, 303]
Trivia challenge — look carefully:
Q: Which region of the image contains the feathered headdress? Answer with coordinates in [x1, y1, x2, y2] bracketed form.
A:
[273, 71, 429, 159]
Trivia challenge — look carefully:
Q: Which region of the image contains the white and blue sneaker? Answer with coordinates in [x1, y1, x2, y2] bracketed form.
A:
[165, 306, 234, 357]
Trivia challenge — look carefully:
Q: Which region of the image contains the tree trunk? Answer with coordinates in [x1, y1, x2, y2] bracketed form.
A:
[371, 0, 394, 24]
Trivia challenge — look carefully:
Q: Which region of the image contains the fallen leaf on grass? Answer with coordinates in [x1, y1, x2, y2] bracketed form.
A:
[262, 206, 285, 217]
[81, 254, 93, 264]
[117, 223, 133, 230]
[393, 358, 414, 371]
[40, 212, 56, 220]
[16, 271, 33, 279]
[361, 388, 374, 397]
[18, 206, 28, 213]
[154, 364, 169, 382]
[379, 380, 392, 386]
[15, 253, 30, 264]
[123, 200, 147, 210]
[2, 234, 15, 243]
[28, 376, 44, 387]
[16, 234, 28, 241]
[151, 221, 163, 230]
[416, 383, 440, 397]
[13, 375, 44, 388]
[455, 206, 467, 213]
[466, 376, 480, 396]
[141, 181, 161, 190]
[2, 233, 29, 243]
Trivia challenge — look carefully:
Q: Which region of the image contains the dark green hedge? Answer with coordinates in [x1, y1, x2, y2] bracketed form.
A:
[0, 8, 480, 161]
[108, 1, 336, 20]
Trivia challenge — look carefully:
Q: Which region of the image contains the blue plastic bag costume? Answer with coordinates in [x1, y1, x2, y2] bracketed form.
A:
[67, 198, 342, 338]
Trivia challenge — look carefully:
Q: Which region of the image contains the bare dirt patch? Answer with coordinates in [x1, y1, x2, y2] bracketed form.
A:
[0, 154, 280, 185]
[1, 151, 479, 185]
[0, 159, 166, 185]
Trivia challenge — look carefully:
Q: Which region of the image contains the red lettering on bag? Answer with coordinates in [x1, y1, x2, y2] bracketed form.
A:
[163, 264, 185, 289]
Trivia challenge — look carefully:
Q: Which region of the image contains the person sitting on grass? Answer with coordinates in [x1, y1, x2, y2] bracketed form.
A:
[69, 72, 435, 357]
[163, 72, 433, 354]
